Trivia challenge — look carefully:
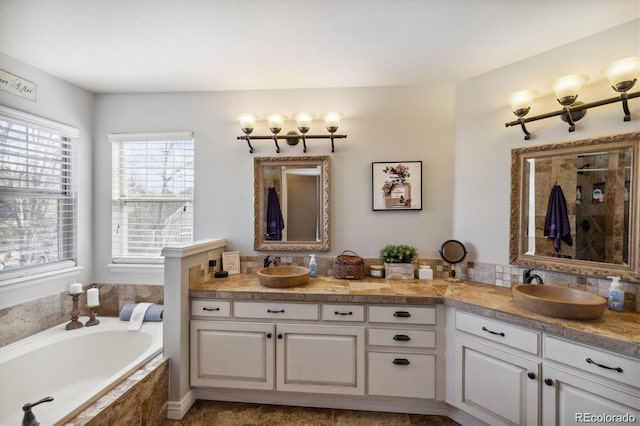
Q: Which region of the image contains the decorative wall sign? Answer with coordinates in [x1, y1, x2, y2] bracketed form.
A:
[372, 161, 422, 211]
[0, 69, 37, 101]
[222, 251, 241, 274]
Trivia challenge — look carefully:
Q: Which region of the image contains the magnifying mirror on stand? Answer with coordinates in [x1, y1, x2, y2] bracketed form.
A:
[439, 240, 468, 283]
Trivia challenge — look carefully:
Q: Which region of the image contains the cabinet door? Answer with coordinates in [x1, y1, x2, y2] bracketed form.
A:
[190, 321, 275, 390]
[454, 337, 539, 426]
[276, 323, 365, 395]
[542, 364, 640, 426]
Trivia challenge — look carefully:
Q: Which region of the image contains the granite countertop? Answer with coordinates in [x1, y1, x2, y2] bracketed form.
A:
[190, 274, 640, 358]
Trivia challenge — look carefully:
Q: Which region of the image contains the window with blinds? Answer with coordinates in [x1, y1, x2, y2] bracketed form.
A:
[0, 106, 78, 278]
[110, 132, 194, 262]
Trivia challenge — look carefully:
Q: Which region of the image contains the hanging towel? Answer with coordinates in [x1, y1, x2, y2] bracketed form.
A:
[119, 303, 164, 322]
[543, 184, 573, 257]
[266, 187, 285, 241]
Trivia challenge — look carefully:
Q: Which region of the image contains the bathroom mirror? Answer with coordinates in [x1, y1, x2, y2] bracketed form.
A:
[510, 131, 640, 283]
[439, 239, 468, 282]
[254, 156, 330, 251]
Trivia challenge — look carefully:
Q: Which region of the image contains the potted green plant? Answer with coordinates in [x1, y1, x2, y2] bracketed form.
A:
[380, 244, 418, 279]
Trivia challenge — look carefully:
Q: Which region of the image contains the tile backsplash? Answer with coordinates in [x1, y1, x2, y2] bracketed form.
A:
[3, 257, 639, 347]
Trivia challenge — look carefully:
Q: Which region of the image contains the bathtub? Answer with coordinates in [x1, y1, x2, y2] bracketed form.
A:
[0, 317, 163, 426]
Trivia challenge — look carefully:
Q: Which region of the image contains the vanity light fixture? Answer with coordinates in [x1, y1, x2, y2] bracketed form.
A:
[237, 112, 347, 153]
[505, 57, 640, 140]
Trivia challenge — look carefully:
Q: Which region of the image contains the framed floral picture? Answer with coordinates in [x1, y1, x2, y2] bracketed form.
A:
[372, 161, 422, 211]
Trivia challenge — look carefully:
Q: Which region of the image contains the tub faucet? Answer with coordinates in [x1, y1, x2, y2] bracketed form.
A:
[523, 269, 543, 284]
[22, 396, 53, 426]
[264, 255, 277, 268]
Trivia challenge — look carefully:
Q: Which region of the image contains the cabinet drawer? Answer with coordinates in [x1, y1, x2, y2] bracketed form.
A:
[368, 328, 436, 348]
[322, 304, 365, 322]
[368, 305, 436, 325]
[191, 299, 231, 318]
[368, 352, 435, 399]
[234, 301, 319, 320]
[455, 311, 540, 355]
[544, 335, 639, 389]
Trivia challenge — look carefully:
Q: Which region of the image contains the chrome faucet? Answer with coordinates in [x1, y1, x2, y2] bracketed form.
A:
[523, 269, 543, 284]
[263, 255, 278, 268]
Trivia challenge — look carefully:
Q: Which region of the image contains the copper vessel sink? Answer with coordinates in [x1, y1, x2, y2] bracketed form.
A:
[512, 284, 607, 320]
[257, 266, 311, 288]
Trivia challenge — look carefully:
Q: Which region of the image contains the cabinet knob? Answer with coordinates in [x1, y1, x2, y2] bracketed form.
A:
[527, 372, 536, 380]
[544, 378, 554, 386]
[266, 333, 272, 339]
[277, 334, 283, 339]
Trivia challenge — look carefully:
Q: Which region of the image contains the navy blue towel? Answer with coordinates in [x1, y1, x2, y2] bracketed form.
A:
[543, 184, 572, 257]
[266, 187, 285, 241]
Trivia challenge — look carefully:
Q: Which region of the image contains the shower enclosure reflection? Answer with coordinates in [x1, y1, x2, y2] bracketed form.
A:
[510, 132, 639, 283]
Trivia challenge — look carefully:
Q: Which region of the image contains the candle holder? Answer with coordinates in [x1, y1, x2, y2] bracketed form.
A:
[85, 304, 100, 327]
[66, 292, 83, 330]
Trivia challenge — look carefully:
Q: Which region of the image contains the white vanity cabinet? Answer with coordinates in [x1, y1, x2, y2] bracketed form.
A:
[451, 311, 541, 426]
[367, 305, 437, 399]
[541, 336, 640, 426]
[190, 299, 366, 395]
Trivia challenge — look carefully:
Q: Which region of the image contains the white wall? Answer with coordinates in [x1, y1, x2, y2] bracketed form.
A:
[0, 52, 95, 307]
[94, 84, 456, 284]
[453, 20, 640, 265]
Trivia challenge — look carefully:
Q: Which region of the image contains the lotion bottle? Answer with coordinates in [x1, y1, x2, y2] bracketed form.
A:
[607, 276, 624, 312]
[309, 254, 317, 277]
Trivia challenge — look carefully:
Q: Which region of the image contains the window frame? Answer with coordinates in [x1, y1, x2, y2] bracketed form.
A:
[110, 132, 194, 264]
[0, 105, 79, 282]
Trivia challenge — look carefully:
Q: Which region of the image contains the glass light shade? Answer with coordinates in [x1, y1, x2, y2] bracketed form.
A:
[294, 112, 314, 131]
[508, 90, 538, 117]
[266, 113, 287, 132]
[552, 74, 589, 105]
[602, 57, 639, 92]
[237, 113, 257, 131]
[323, 112, 343, 130]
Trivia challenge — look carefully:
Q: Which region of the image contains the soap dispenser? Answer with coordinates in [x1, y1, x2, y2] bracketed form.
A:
[607, 276, 624, 312]
[309, 255, 317, 277]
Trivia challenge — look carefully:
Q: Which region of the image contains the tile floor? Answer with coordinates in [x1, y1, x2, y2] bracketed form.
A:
[163, 400, 461, 426]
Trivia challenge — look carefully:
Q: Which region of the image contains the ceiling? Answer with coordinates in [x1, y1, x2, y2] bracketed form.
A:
[0, 0, 639, 93]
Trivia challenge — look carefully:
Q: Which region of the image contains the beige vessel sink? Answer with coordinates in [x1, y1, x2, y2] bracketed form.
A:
[512, 284, 607, 320]
[257, 266, 311, 288]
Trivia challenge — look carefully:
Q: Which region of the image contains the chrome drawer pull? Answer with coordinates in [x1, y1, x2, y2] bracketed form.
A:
[393, 334, 411, 341]
[393, 311, 411, 318]
[392, 358, 410, 365]
[334, 311, 353, 316]
[586, 357, 623, 373]
[481, 326, 505, 337]
[267, 309, 285, 314]
[202, 307, 220, 311]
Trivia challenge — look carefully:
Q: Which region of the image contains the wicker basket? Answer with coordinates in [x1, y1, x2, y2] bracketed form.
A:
[334, 250, 365, 280]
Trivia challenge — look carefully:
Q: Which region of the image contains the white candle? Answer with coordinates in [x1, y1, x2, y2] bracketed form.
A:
[69, 283, 83, 294]
[87, 288, 100, 307]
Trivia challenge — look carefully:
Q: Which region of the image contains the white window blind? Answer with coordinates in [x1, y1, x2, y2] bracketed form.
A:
[110, 132, 194, 262]
[0, 106, 79, 277]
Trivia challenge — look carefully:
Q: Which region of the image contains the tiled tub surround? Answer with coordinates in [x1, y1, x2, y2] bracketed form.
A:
[191, 275, 639, 358]
[240, 255, 640, 312]
[66, 354, 168, 426]
[0, 283, 164, 347]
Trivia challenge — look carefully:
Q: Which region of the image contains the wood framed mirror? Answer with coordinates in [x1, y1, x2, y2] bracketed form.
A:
[254, 156, 330, 252]
[509, 131, 640, 283]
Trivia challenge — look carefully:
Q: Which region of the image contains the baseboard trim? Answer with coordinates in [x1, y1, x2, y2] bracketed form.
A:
[193, 387, 448, 415]
[446, 405, 488, 426]
[166, 390, 196, 420]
